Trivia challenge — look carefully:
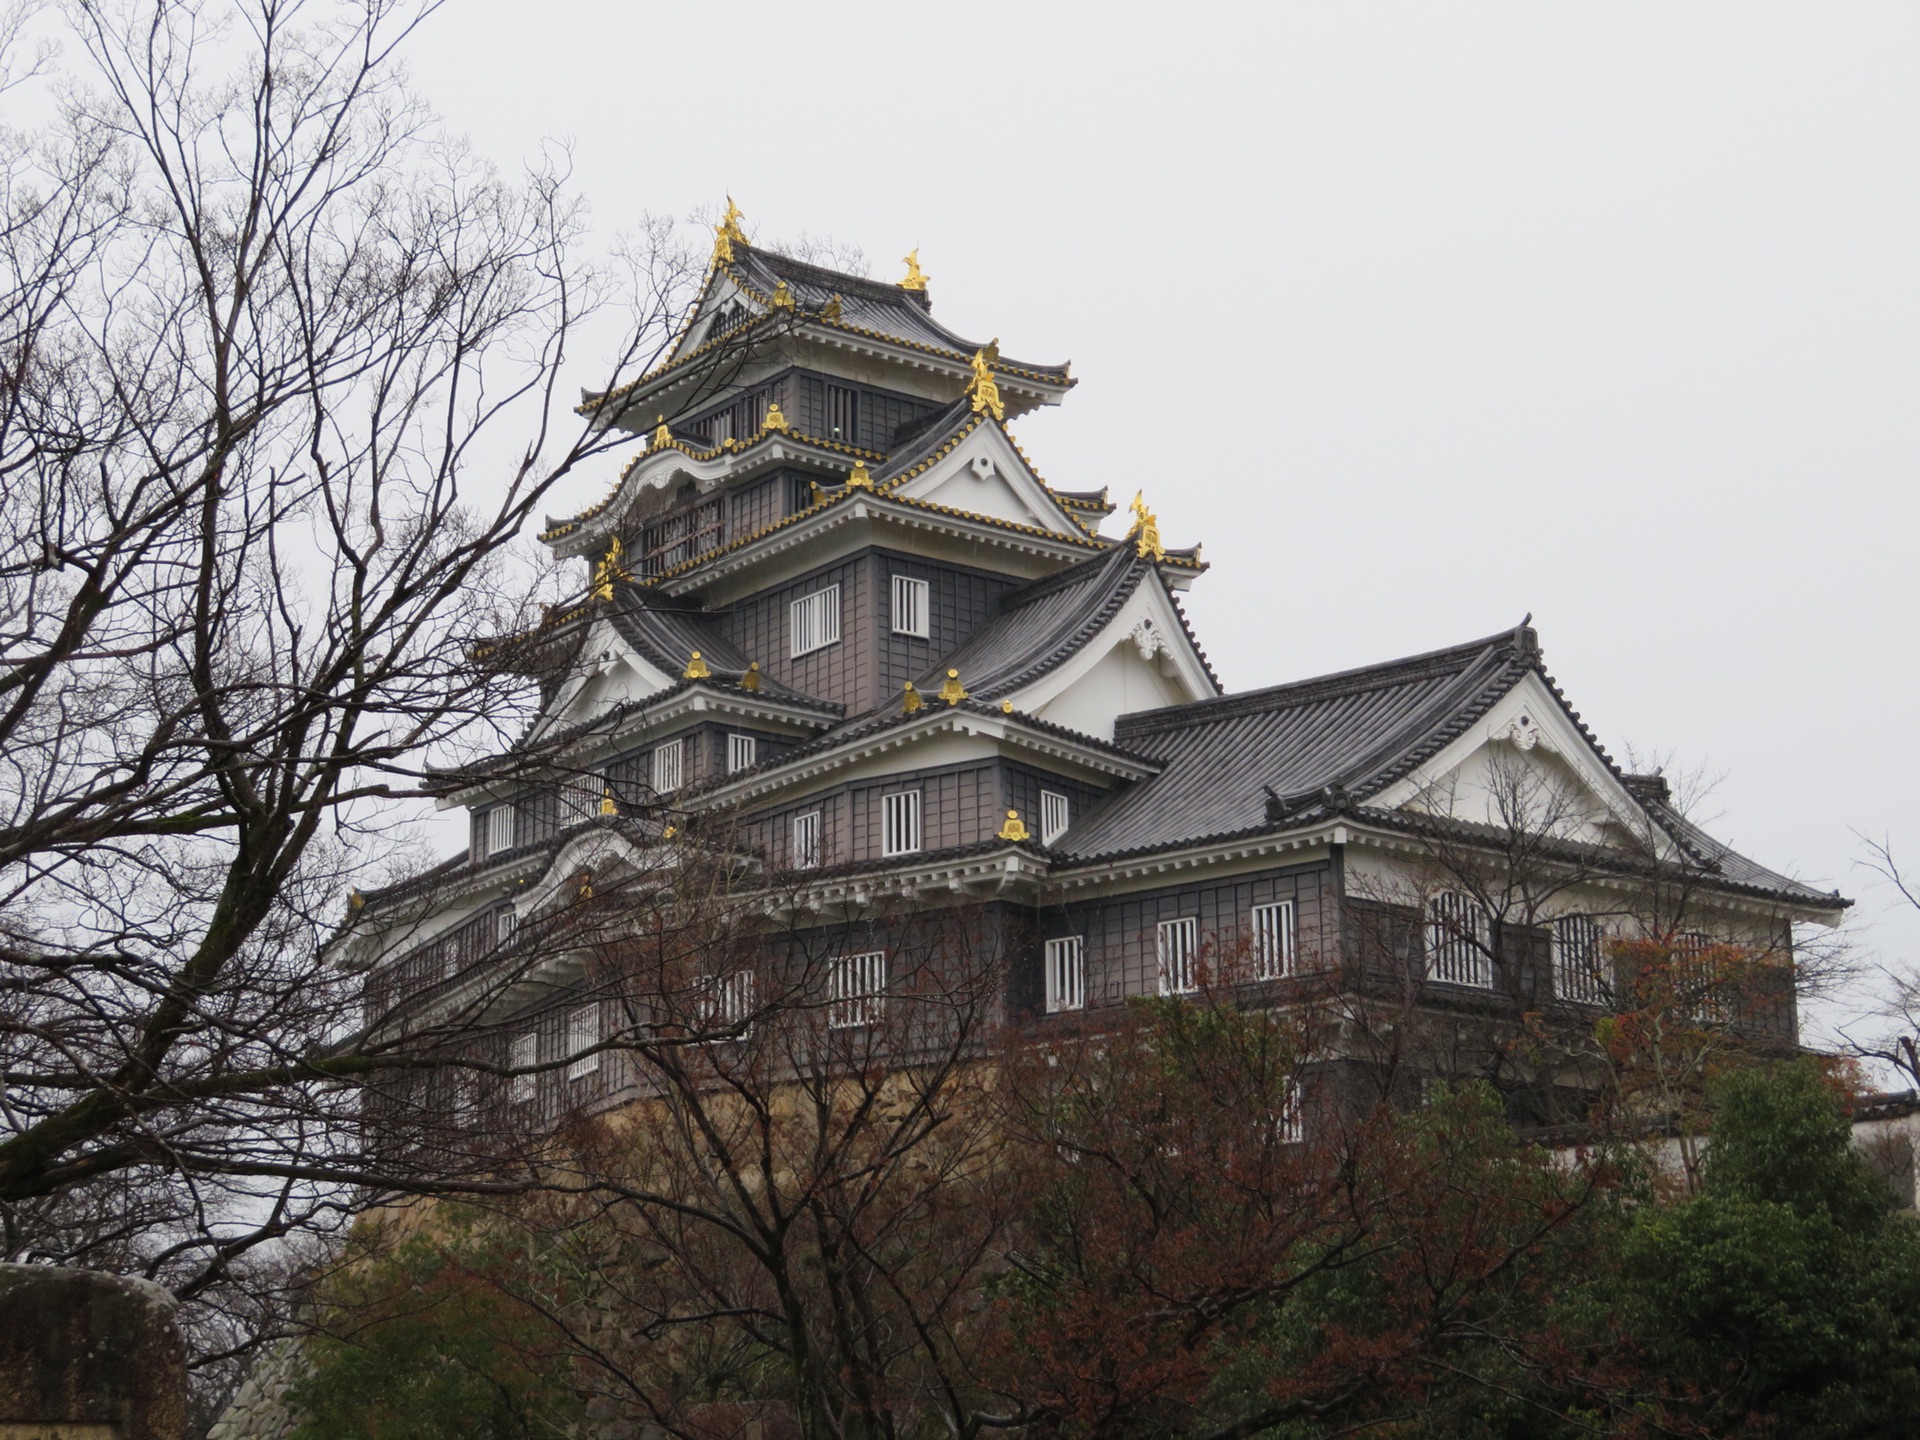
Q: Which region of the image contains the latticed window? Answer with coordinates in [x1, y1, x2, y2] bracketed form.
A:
[485, 804, 515, 858]
[882, 791, 921, 857]
[1045, 936, 1084, 1013]
[829, 951, 887, 1029]
[566, 1005, 601, 1080]
[559, 771, 602, 822]
[1425, 892, 1491, 987]
[1040, 790, 1071, 845]
[790, 584, 841, 657]
[1675, 931, 1728, 1022]
[728, 733, 756, 773]
[826, 383, 859, 442]
[507, 1032, 536, 1105]
[891, 575, 929, 638]
[792, 810, 822, 869]
[694, 970, 755, 1038]
[1157, 917, 1200, 996]
[1273, 1080, 1304, 1144]
[1251, 901, 1295, 980]
[651, 739, 683, 793]
[1553, 915, 1607, 1004]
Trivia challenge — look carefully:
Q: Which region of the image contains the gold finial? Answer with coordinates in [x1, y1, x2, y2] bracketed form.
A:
[770, 278, 795, 310]
[902, 680, 923, 714]
[821, 295, 843, 322]
[713, 197, 748, 263]
[899, 248, 929, 292]
[964, 348, 1004, 421]
[938, 668, 968, 706]
[1127, 490, 1166, 562]
[997, 809, 1029, 842]
[578, 874, 594, 900]
[764, 401, 789, 433]
[1001, 700, 1014, 714]
[652, 414, 672, 450]
[599, 789, 618, 816]
[662, 824, 677, 840]
[742, 661, 761, 692]
[684, 651, 711, 679]
[591, 536, 632, 601]
[846, 460, 873, 490]
[348, 887, 365, 911]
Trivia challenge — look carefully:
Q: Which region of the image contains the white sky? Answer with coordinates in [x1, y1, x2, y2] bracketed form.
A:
[409, 1, 1920, 1053]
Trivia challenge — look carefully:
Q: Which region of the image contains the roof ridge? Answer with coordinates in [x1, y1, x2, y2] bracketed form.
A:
[1116, 624, 1533, 736]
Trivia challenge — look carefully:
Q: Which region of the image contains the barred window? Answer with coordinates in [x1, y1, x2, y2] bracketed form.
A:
[1045, 936, 1084, 1013]
[485, 804, 515, 858]
[559, 772, 602, 822]
[891, 575, 930, 638]
[829, 951, 887, 1029]
[1675, 931, 1728, 1022]
[651, 739, 683, 793]
[1157, 917, 1200, 996]
[508, 1032, 536, 1105]
[1040, 790, 1071, 845]
[790, 584, 842, 657]
[1425, 892, 1491, 987]
[694, 970, 755, 1038]
[1553, 915, 1607, 1004]
[882, 790, 921, 857]
[1273, 1080, 1304, 1144]
[792, 810, 822, 869]
[566, 1005, 601, 1080]
[1251, 901, 1295, 980]
[826, 383, 859, 442]
[728, 733, 757, 773]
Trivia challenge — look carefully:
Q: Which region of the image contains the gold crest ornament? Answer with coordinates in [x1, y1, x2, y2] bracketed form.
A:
[684, 651, 711, 679]
[599, 789, 619, 816]
[764, 401, 790, 433]
[938, 668, 969, 705]
[742, 662, 761, 692]
[899, 248, 929, 292]
[652, 415, 673, 450]
[846, 460, 873, 490]
[902, 680, 923, 714]
[770, 278, 796, 310]
[1128, 490, 1166, 562]
[997, 809, 1030, 842]
[965, 347, 1004, 421]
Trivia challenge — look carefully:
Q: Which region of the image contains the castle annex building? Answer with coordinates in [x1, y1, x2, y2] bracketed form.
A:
[340, 205, 1847, 1123]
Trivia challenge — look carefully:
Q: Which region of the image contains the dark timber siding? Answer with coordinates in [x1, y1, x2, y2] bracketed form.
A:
[871, 551, 1019, 713]
[716, 557, 874, 713]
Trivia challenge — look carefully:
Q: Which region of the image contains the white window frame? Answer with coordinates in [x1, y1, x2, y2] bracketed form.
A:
[566, 1004, 601, 1080]
[792, 810, 822, 869]
[1251, 900, 1296, 981]
[485, 804, 515, 858]
[829, 950, 887, 1029]
[1273, 1080, 1304, 1144]
[561, 772, 601, 822]
[890, 574, 930, 639]
[728, 733, 757, 773]
[651, 739, 683, 793]
[508, 1032, 537, 1105]
[1553, 914, 1607, 1004]
[694, 969, 755, 1039]
[881, 790, 922, 857]
[790, 583, 842, 657]
[1040, 790, 1071, 846]
[1044, 936, 1085, 1013]
[1425, 892, 1491, 988]
[1157, 917, 1200, 996]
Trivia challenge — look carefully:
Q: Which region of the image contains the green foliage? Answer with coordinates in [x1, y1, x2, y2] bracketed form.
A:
[286, 1220, 585, 1440]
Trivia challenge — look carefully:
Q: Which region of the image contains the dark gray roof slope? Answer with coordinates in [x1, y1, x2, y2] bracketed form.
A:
[920, 545, 1153, 700]
[607, 591, 814, 702]
[726, 247, 1070, 381]
[1644, 799, 1842, 906]
[1060, 626, 1537, 861]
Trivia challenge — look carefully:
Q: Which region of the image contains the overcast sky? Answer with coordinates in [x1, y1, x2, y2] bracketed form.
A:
[407, 2, 1918, 1048]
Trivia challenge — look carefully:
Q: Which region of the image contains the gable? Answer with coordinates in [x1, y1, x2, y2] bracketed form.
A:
[1370, 672, 1678, 858]
[1012, 584, 1217, 741]
[531, 618, 676, 741]
[888, 423, 1088, 539]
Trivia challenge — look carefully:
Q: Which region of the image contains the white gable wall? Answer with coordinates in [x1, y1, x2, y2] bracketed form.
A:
[889, 424, 1087, 538]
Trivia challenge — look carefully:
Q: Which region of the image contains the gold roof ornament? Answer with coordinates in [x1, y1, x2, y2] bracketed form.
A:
[770, 278, 795, 310]
[764, 401, 789, 433]
[902, 680, 923, 714]
[821, 295, 843, 322]
[662, 824, 677, 840]
[742, 661, 761, 692]
[997, 809, 1030, 842]
[713, 196, 748, 263]
[938, 668, 968, 705]
[899, 248, 929, 292]
[1001, 700, 1014, 714]
[652, 414, 672, 450]
[599, 788, 619, 816]
[846, 460, 873, 490]
[591, 536, 632, 601]
[1127, 490, 1166, 562]
[347, 887, 365, 911]
[684, 650, 711, 680]
[965, 346, 1004, 421]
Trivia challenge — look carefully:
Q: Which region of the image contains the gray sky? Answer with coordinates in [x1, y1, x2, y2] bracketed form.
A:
[410, 2, 1920, 1047]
